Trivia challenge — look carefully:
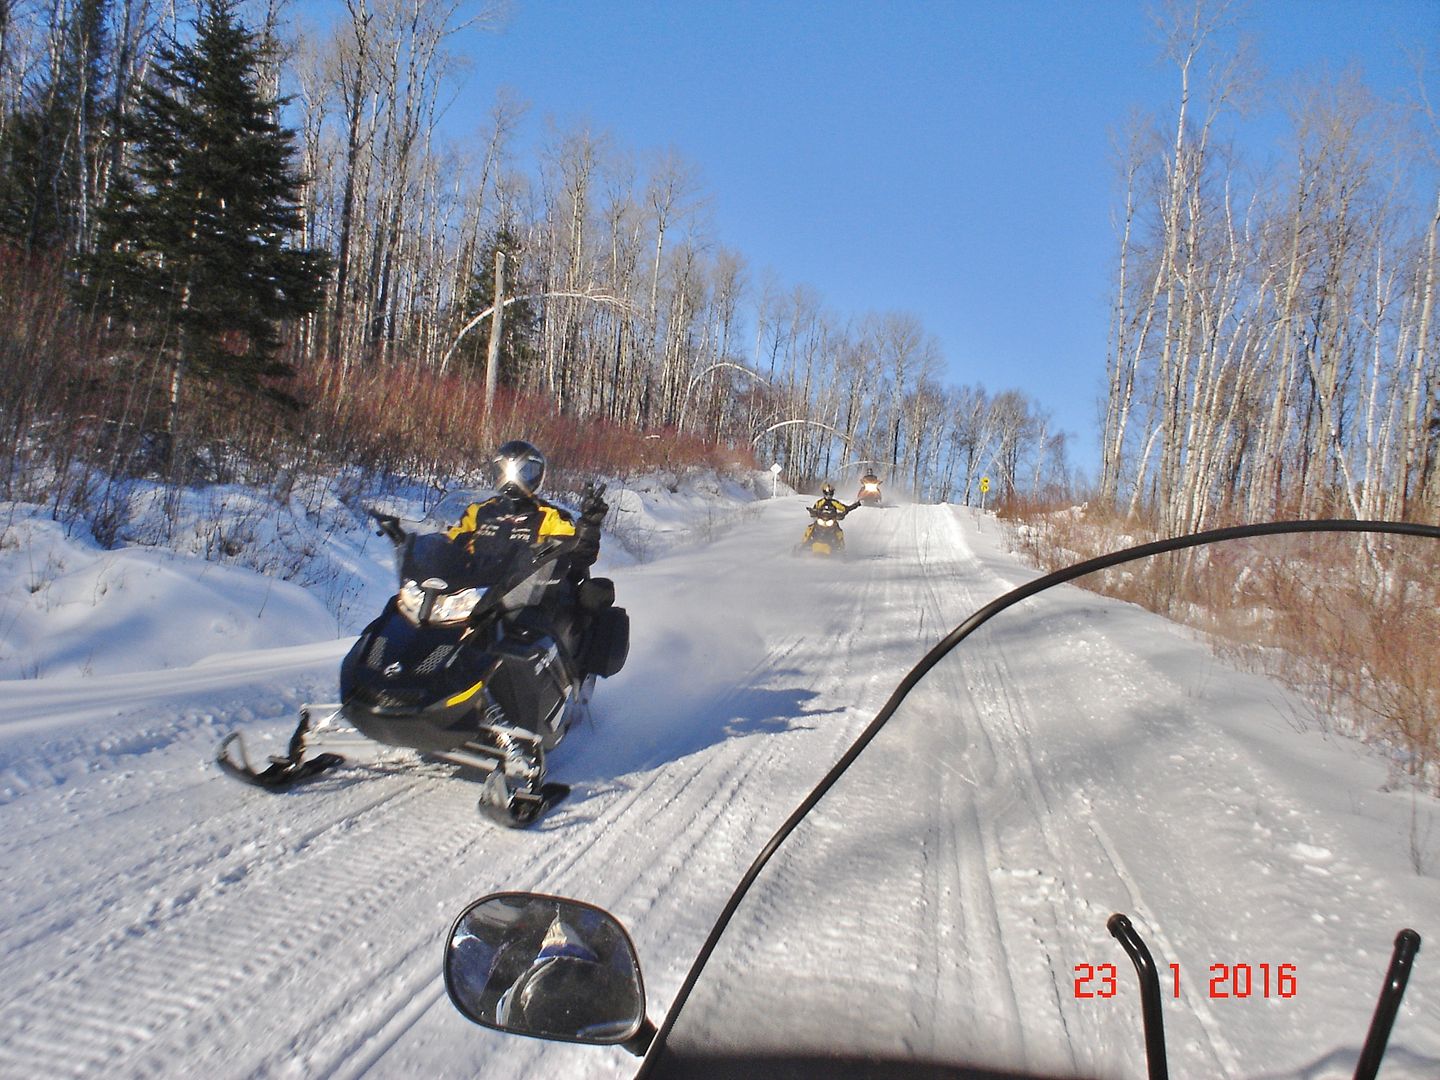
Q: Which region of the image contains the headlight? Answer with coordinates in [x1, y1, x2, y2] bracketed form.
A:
[428, 587, 482, 624]
[396, 581, 483, 625]
[396, 580, 425, 621]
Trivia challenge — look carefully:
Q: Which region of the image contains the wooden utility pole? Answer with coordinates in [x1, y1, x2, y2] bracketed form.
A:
[484, 247, 505, 427]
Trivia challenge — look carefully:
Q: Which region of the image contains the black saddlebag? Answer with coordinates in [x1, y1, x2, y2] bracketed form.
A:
[580, 605, 629, 678]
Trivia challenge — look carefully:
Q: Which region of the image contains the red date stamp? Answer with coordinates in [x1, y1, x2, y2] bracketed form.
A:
[1073, 962, 1297, 999]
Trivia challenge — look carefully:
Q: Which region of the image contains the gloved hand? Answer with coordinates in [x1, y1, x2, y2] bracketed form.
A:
[574, 482, 608, 565]
[579, 482, 608, 525]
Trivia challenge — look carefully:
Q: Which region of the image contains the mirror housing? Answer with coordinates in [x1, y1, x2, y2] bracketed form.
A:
[444, 892, 651, 1051]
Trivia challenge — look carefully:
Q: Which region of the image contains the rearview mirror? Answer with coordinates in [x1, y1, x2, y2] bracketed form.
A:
[444, 892, 648, 1047]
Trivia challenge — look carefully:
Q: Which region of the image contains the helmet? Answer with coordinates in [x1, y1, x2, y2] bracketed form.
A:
[821, 483, 835, 498]
[494, 440, 546, 496]
[506, 955, 640, 1039]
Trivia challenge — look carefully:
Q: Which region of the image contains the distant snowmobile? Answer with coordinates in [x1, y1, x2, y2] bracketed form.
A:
[217, 499, 629, 827]
[856, 473, 883, 507]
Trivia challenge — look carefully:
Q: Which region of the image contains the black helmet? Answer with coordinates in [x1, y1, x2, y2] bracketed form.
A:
[821, 482, 835, 498]
[494, 440, 546, 496]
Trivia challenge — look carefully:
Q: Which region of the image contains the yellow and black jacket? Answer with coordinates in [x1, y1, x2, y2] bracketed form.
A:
[809, 497, 851, 520]
[446, 493, 578, 552]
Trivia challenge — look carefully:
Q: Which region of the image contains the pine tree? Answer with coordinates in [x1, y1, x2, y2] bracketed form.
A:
[463, 227, 539, 387]
[83, 0, 326, 388]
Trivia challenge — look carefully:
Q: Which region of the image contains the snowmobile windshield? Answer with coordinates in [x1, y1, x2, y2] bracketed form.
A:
[398, 532, 483, 589]
[651, 523, 1440, 1078]
[393, 528, 554, 629]
[398, 527, 542, 593]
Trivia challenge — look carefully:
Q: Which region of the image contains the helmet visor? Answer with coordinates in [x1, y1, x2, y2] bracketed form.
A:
[494, 440, 545, 495]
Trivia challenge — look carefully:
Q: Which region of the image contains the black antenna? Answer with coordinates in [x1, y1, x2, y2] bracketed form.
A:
[1108, 914, 1168, 1080]
[1354, 929, 1420, 1080]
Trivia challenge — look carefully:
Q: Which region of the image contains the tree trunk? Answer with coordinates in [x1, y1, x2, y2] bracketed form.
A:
[484, 246, 504, 423]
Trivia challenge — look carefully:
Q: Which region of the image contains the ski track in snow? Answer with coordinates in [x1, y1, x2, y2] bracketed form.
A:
[1, 499, 1437, 1079]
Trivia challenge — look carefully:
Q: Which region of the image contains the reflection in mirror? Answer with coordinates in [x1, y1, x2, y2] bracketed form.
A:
[445, 892, 645, 1045]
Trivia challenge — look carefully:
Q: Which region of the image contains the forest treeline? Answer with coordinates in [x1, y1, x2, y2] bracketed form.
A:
[2, 0, 1435, 536]
[1099, 2, 1439, 531]
[0, 0, 1064, 525]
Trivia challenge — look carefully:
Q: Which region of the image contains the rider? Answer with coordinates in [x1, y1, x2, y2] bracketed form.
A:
[445, 440, 613, 789]
[495, 914, 641, 1038]
[447, 439, 608, 585]
[811, 482, 854, 518]
[803, 482, 860, 549]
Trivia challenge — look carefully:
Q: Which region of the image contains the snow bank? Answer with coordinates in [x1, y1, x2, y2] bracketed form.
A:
[0, 468, 781, 681]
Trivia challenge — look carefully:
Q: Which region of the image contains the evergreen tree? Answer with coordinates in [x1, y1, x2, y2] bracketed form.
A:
[83, 0, 326, 388]
[0, 0, 110, 253]
[463, 227, 539, 387]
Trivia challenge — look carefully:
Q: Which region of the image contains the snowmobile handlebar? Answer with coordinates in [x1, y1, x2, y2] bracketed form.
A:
[368, 509, 407, 545]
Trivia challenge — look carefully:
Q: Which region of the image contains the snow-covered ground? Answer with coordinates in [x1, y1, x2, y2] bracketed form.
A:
[0, 483, 1436, 1079]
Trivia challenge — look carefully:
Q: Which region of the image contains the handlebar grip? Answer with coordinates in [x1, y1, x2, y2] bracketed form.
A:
[366, 508, 406, 543]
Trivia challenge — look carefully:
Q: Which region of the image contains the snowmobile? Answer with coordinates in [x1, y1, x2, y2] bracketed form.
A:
[217, 494, 629, 826]
[856, 473, 883, 507]
[438, 520, 1439, 1075]
[797, 502, 857, 556]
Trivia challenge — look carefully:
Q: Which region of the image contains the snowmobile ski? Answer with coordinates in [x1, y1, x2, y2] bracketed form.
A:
[471, 725, 571, 826]
[477, 768, 571, 827]
[216, 707, 345, 789]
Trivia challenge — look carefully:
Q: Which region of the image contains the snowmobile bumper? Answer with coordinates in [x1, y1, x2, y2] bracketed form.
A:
[341, 696, 489, 753]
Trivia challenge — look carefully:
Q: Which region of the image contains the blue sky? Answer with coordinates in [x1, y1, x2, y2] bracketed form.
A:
[374, 0, 1437, 474]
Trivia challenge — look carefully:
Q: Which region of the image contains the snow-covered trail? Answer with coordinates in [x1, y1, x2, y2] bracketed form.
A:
[665, 506, 1440, 1078]
[0, 500, 1436, 1079]
[0, 499, 954, 1079]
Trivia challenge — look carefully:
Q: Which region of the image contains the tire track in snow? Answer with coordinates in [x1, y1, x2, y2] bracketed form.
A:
[874, 507, 1221, 1075]
[631, 504, 1037, 1063]
[0, 769, 486, 1078]
[0, 758, 435, 968]
[536, 507, 928, 1041]
[924, 510, 1233, 1074]
[907, 505, 1031, 1067]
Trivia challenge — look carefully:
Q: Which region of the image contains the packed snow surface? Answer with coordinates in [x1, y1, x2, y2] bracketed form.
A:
[0, 490, 1436, 1079]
